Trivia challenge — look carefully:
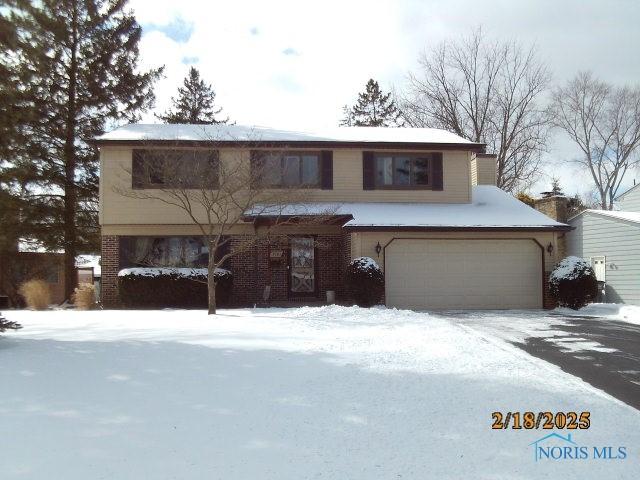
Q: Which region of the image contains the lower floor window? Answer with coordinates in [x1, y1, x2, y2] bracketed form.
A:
[121, 237, 209, 268]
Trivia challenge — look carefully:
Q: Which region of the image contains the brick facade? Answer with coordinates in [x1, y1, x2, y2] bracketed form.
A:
[543, 271, 556, 309]
[225, 233, 351, 307]
[101, 233, 352, 308]
[100, 235, 120, 308]
[534, 196, 569, 259]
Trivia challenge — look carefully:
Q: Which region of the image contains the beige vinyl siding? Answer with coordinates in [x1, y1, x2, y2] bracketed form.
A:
[567, 213, 640, 304]
[101, 223, 343, 236]
[99, 147, 472, 226]
[351, 231, 559, 272]
[470, 157, 497, 186]
[617, 185, 640, 212]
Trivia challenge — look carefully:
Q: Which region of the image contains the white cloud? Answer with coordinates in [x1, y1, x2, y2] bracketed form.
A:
[129, 0, 640, 195]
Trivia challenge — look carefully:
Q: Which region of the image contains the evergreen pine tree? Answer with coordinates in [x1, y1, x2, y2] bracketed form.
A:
[1, 0, 163, 299]
[339, 105, 355, 127]
[157, 67, 229, 124]
[340, 79, 403, 127]
[550, 178, 564, 196]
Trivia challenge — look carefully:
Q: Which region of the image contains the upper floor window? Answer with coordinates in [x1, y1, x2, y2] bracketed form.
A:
[253, 151, 324, 188]
[374, 153, 433, 188]
[132, 149, 219, 189]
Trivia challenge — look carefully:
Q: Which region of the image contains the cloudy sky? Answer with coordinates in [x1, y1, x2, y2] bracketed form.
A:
[129, 0, 640, 196]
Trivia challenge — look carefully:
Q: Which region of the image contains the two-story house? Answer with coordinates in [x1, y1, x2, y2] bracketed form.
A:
[95, 124, 569, 310]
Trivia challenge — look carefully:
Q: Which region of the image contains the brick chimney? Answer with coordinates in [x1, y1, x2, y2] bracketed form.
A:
[533, 195, 568, 223]
[534, 195, 569, 260]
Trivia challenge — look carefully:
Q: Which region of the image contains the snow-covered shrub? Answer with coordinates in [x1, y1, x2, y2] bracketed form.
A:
[72, 283, 97, 310]
[118, 267, 233, 308]
[549, 256, 598, 309]
[18, 279, 51, 310]
[0, 314, 22, 334]
[345, 257, 384, 307]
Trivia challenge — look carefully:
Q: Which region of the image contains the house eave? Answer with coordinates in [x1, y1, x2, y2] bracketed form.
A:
[342, 225, 574, 233]
[91, 138, 486, 152]
[569, 209, 640, 227]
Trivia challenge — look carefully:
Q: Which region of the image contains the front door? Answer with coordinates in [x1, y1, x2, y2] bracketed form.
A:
[290, 237, 315, 295]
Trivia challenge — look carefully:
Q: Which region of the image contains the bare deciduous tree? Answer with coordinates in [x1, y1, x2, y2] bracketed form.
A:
[115, 132, 335, 314]
[398, 28, 552, 191]
[552, 71, 640, 209]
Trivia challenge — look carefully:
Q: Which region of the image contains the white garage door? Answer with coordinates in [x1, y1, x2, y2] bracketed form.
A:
[385, 239, 542, 310]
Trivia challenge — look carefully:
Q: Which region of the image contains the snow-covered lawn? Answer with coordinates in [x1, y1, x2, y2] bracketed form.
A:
[560, 303, 640, 326]
[1, 306, 639, 479]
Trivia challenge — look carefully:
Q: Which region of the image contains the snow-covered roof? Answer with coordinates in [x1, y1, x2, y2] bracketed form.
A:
[95, 123, 483, 148]
[247, 186, 570, 230]
[18, 239, 64, 254]
[570, 209, 640, 226]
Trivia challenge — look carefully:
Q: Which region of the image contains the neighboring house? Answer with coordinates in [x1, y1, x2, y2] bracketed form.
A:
[0, 243, 101, 307]
[76, 254, 102, 297]
[567, 185, 640, 304]
[0, 251, 66, 306]
[616, 182, 640, 211]
[95, 124, 569, 310]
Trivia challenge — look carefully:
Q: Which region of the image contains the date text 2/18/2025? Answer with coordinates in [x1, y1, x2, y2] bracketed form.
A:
[492, 411, 590, 430]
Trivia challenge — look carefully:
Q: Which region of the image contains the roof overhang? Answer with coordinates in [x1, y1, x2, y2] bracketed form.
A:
[343, 225, 574, 233]
[91, 139, 486, 152]
[243, 214, 354, 227]
[568, 209, 640, 227]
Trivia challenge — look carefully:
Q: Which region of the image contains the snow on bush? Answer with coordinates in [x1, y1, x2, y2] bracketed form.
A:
[345, 257, 384, 307]
[118, 267, 230, 279]
[118, 267, 233, 309]
[549, 256, 598, 310]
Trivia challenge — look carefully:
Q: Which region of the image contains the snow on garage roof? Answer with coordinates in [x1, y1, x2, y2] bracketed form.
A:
[246, 186, 570, 231]
[94, 123, 483, 148]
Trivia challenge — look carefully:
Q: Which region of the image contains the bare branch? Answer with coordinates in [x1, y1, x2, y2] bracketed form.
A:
[114, 131, 339, 313]
[397, 28, 552, 191]
[552, 71, 640, 209]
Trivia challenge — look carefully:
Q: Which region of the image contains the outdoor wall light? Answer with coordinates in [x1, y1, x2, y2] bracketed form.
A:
[375, 242, 382, 257]
[546, 243, 554, 254]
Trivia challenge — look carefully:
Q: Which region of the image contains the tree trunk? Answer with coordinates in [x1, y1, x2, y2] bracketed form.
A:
[599, 190, 608, 210]
[207, 246, 217, 315]
[63, 3, 79, 301]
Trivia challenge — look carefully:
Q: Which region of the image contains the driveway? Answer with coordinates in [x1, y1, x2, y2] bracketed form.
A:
[452, 310, 640, 411]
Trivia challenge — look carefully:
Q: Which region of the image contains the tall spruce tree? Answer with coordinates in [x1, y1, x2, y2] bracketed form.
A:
[1, 0, 163, 300]
[340, 79, 403, 127]
[157, 67, 229, 124]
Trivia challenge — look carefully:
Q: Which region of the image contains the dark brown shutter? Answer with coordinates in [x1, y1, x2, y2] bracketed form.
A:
[362, 151, 375, 190]
[432, 153, 443, 191]
[250, 150, 263, 189]
[320, 150, 333, 189]
[132, 150, 144, 189]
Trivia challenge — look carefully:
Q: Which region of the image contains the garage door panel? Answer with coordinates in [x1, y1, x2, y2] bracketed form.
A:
[385, 239, 542, 310]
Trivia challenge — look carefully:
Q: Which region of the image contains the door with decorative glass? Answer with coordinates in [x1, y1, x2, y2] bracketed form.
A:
[290, 237, 315, 294]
